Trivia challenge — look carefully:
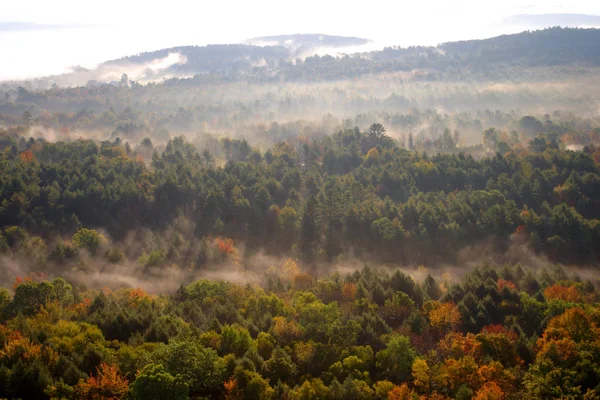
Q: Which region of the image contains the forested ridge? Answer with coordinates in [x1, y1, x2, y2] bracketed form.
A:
[1, 261, 600, 399]
[78, 27, 600, 82]
[3, 27, 600, 89]
[1, 119, 600, 398]
[2, 25, 600, 400]
[1, 123, 600, 267]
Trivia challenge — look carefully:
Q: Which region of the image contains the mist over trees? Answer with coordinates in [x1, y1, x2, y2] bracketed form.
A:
[1, 26, 600, 399]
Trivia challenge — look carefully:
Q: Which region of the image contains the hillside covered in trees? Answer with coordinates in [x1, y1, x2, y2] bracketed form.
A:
[1, 124, 600, 269]
[1, 118, 600, 396]
[2, 24, 600, 400]
[4, 27, 600, 88]
[1, 260, 599, 399]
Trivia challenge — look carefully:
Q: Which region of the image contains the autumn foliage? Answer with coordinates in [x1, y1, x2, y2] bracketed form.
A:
[342, 282, 357, 302]
[19, 150, 36, 163]
[0, 261, 599, 399]
[473, 381, 504, 400]
[224, 378, 239, 400]
[387, 383, 414, 400]
[496, 279, 516, 291]
[128, 288, 152, 308]
[214, 237, 235, 255]
[543, 283, 582, 302]
[12, 275, 33, 290]
[74, 363, 129, 400]
[426, 302, 461, 332]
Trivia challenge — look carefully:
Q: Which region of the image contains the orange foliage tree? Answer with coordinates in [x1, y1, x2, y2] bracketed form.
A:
[437, 332, 481, 359]
[215, 237, 235, 255]
[544, 284, 582, 302]
[473, 381, 504, 400]
[497, 279, 516, 291]
[128, 288, 152, 308]
[440, 356, 482, 393]
[342, 282, 357, 302]
[212, 237, 240, 265]
[514, 224, 526, 235]
[477, 362, 516, 394]
[224, 378, 239, 400]
[388, 383, 414, 400]
[12, 275, 34, 290]
[542, 307, 598, 343]
[19, 150, 36, 163]
[74, 363, 129, 400]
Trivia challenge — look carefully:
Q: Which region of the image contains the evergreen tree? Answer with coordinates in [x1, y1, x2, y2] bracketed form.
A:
[299, 196, 319, 264]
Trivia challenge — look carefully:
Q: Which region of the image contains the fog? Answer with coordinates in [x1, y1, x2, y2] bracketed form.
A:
[2, 23, 600, 295]
[4, 64, 600, 153]
[1, 215, 593, 295]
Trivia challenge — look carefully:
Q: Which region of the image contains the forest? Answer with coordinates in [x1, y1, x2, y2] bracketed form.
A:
[1, 118, 600, 398]
[1, 26, 600, 399]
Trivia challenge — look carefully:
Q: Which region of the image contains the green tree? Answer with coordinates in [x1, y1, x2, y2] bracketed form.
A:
[72, 228, 108, 255]
[277, 206, 300, 251]
[151, 340, 226, 397]
[299, 196, 319, 264]
[21, 110, 32, 125]
[132, 364, 188, 400]
[368, 123, 387, 140]
[375, 334, 416, 383]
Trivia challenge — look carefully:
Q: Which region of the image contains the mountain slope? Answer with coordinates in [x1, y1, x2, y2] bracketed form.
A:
[439, 27, 600, 66]
[9, 27, 600, 87]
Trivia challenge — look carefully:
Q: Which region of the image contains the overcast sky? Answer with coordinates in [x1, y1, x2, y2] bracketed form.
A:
[2, 0, 600, 80]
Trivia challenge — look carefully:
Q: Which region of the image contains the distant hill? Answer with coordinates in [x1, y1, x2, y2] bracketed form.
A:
[104, 44, 290, 75]
[110, 28, 600, 75]
[15, 27, 600, 87]
[438, 27, 600, 66]
[102, 34, 371, 76]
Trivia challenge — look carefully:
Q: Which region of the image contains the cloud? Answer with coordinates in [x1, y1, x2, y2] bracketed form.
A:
[502, 13, 600, 28]
[0, 21, 93, 31]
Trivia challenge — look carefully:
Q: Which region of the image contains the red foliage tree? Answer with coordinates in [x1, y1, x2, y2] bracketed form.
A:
[74, 363, 129, 400]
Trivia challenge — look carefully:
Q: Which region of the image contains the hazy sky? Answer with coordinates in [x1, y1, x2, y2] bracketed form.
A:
[2, 0, 600, 80]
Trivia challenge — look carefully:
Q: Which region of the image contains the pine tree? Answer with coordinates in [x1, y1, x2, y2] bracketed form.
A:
[299, 196, 319, 264]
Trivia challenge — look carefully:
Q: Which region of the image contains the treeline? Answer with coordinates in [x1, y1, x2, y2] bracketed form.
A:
[0, 262, 599, 399]
[1, 124, 600, 268]
[9, 27, 600, 87]
[3, 67, 600, 156]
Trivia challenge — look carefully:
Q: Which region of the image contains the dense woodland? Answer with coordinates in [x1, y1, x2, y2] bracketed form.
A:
[3, 30, 600, 160]
[1, 122, 600, 266]
[1, 26, 600, 400]
[0, 261, 599, 399]
[0, 119, 600, 398]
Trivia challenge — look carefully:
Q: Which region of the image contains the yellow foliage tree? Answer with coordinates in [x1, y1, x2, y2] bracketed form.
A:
[366, 148, 380, 160]
[440, 356, 482, 393]
[426, 302, 461, 332]
[271, 316, 303, 344]
[412, 358, 431, 393]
